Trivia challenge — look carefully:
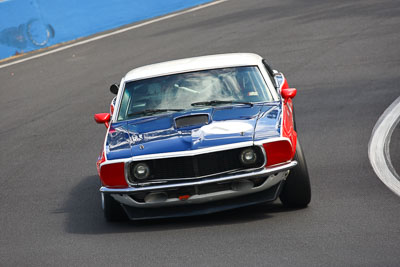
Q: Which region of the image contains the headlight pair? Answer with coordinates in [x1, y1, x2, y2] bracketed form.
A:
[133, 147, 258, 181]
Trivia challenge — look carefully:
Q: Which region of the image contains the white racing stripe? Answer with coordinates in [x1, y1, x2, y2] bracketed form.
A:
[368, 96, 400, 197]
[0, 0, 228, 69]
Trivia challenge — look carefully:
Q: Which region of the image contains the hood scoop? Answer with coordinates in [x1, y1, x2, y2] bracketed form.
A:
[175, 114, 210, 128]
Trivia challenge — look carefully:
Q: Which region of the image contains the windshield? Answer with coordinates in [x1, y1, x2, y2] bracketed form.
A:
[117, 66, 273, 121]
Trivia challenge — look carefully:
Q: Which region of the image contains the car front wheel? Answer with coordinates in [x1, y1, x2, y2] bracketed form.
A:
[279, 140, 311, 208]
[102, 193, 128, 221]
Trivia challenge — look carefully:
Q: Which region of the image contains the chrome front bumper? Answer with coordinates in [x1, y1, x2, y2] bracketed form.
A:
[100, 161, 297, 208]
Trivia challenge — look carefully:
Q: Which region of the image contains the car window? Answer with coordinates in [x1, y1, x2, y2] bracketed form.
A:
[117, 66, 274, 121]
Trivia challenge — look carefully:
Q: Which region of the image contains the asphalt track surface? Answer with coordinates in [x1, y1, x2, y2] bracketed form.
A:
[1, 0, 399, 265]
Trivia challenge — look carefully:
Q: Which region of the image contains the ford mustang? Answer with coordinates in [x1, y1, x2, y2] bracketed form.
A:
[94, 53, 311, 221]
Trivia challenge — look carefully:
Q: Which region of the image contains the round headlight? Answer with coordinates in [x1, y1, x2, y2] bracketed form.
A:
[133, 163, 150, 180]
[240, 148, 257, 165]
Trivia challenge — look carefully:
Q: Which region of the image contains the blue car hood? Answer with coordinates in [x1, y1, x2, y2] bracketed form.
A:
[105, 104, 281, 160]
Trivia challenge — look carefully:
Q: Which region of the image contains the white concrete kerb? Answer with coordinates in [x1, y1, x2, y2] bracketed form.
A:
[368, 96, 400, 197]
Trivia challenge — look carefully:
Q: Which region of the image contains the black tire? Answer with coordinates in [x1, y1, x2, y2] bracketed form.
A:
[102, 193, 128, 221]
[292, 106, 297, 131]
[279, 140, 311, 208]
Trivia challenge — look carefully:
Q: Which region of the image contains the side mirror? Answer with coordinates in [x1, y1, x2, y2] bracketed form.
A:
[281, 88, 297, 100]
[110, 83, 119, 95]
[94, 113, 111, 128]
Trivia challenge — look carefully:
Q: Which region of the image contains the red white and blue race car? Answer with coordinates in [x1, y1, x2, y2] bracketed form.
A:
[94, 53, 311, 221]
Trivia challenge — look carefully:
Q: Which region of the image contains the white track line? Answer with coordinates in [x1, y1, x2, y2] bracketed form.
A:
[368, 96, 400, 197]
[0, 0, 228, 70]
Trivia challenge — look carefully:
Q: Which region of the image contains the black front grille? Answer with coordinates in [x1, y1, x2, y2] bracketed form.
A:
[129, 146, 264, 182]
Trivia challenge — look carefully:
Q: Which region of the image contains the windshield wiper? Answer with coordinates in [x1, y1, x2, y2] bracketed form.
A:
[127, 109, 183, 117]
[191, 100, 253, 107]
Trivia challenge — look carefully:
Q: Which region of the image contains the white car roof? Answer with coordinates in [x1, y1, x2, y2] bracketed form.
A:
[124, 53, 264, 81]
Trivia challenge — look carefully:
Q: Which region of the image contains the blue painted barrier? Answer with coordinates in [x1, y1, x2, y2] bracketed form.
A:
[0, 0, 212, 60]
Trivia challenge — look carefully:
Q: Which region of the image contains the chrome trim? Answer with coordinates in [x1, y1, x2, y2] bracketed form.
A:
[254, 137, 292, 146]
[124, 145, 267, 186]
[111, 170, 290, 207]
[101, 160, 297, 194]
[260, 143, 267, 165]
[111, 77, 126, 123]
